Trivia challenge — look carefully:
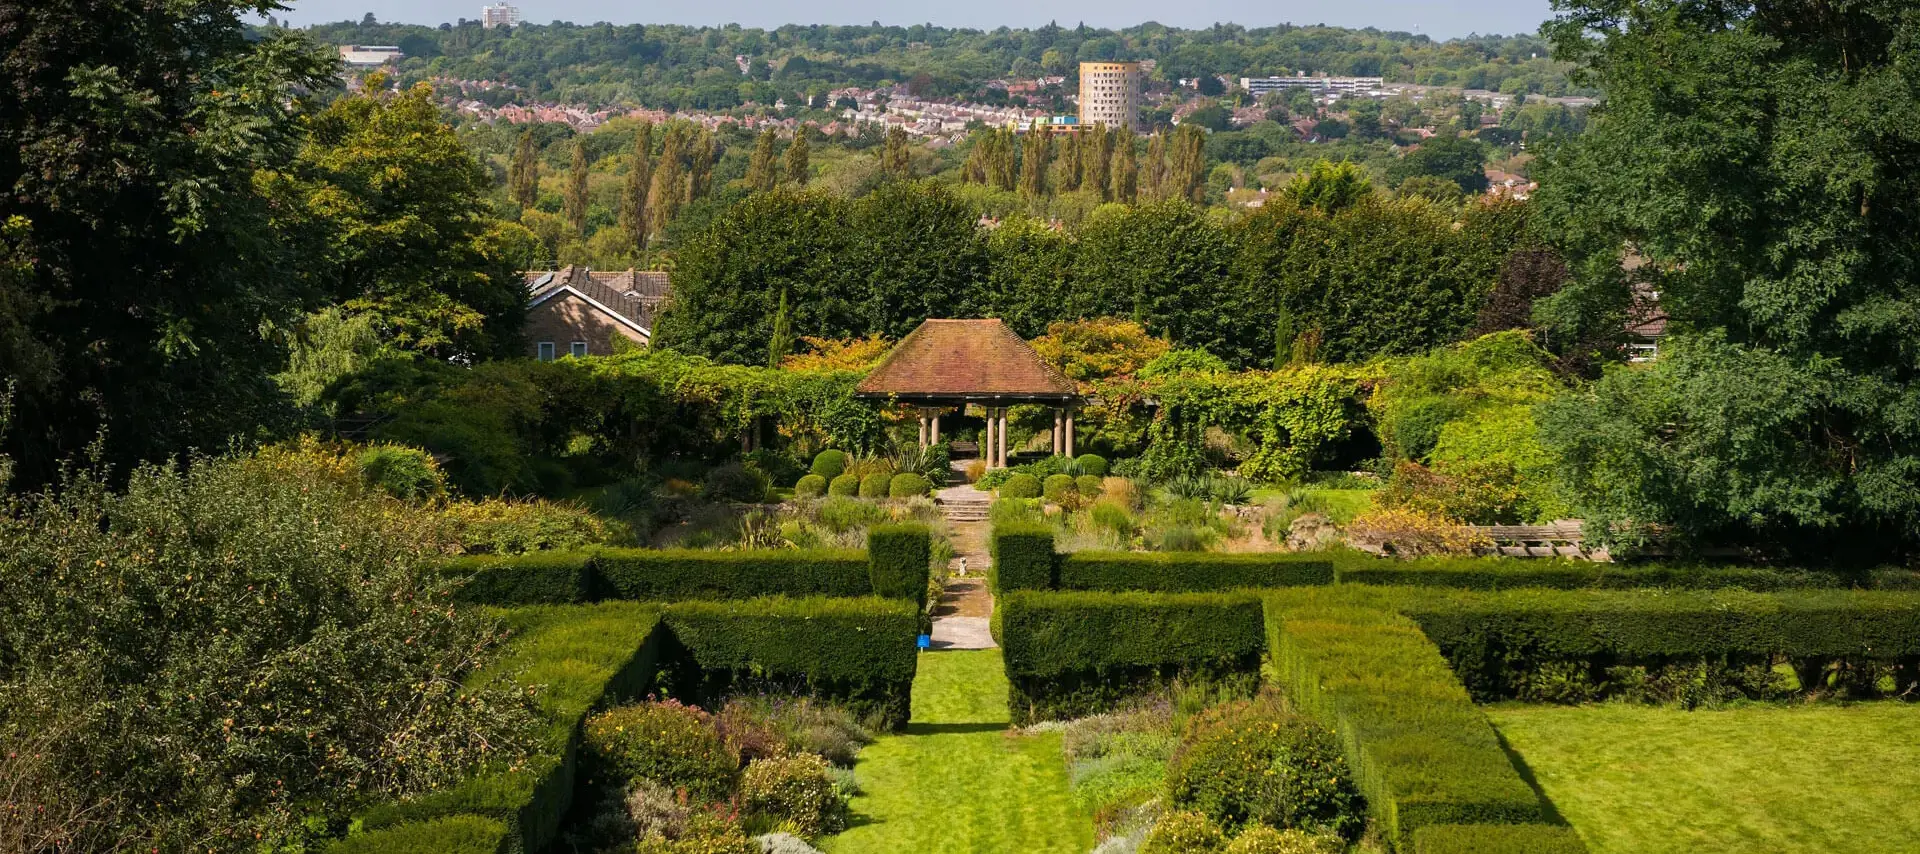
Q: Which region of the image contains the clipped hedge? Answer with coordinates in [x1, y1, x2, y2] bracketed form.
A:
[595, 548, 871, 601]
[1000, 590, 1266, 723]
[1060, 552, 1333, 593]
[1332, 553, 1894, 592]
[1399, 588, 1920, 700]
[661, 596, 920, 729]
[991, 523, 1058, 593]
[328, 815, 512, 854]
[1263, 588, 1547, 846]
[867, 523, 933, 607]
[1411, 824, 1588, 854]
[346, 604, 665, 854]
[441, 552, 593, 605]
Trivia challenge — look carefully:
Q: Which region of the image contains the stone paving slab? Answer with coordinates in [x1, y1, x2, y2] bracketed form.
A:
[929, 616, 996, 650]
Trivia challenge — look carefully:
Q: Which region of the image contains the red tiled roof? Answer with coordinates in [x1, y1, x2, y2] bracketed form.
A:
[856, 319, 1077, 399]
[526, 266, 671, 332]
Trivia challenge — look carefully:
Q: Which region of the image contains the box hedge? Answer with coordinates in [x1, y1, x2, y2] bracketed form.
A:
[991, 523, 1057, 593]
[327, 814, 512, 854]
[1332, 553, 1887, 592]
[595, 548, 872, 601]
[1263, 588, 1548, 846]
[1060, 551, 1334, 593]
[1398, 588, 1920, 700]
[440, 553, 594, 605]
[1411, 824, 1588, 854]
[660, 596, 920, 729]
[348, 604, 665, 853]
[867, 524, 933, 607]
[999, 590, 1265, 723]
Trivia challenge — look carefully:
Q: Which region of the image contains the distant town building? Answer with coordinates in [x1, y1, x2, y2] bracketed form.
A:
[1078, 61, 1142, 130]
[337, 45, 403, 67]
[522, 266, 670, 358]
[1240, 76, 1384, 97]
[480, 2, 520, 29]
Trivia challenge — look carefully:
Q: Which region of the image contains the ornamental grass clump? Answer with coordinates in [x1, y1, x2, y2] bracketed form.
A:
[585, 700, 738, 800]
[1164, 697, 1363, 839]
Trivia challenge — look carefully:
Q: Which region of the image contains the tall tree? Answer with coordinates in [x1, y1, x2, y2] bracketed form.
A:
[988, 128, 1017, 191]
[1109, 128, 1138, 204]
[767, 287, 794, 368]
[565, 136, 590, 236]
[883, 127, 912, 178]
[688, 130, 716, 201]
[1084, 123, 1113, 201]
[508, 131, 539, 208]
[1019, 126, 1052, 200]
[745, 127, 779, 192]
[0, 0, 335, 484]
[1166, 125, 1208, 204]
[1534, 0, 1920, 555]
[650, 125, 688, 234]
[1060, 132, 1084, 192]
[784, 130, 811, 186]
[620, 121, 654, 256]
[1143, 130, 1169, 200]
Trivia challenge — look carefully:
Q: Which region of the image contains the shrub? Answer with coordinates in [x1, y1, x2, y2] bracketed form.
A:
[705, 464, 772, 503]
[741, 753, 847, 838]
[1090, 502, 1135, 543]
[999, 591, 1266, 723]
[441, 497, 616, 555]
[867, 524, 933, 605]
[1076, 474, 1105, 497]
[624, 780, 694, 841]
[991, 523, 1058, 593]
[661, 597, 921, 729]
[718, 697, 873, 767]
[744, 450, 804, 490]
[1157, 525, 1211, 552]
[635, 812, 757, 854]
[1077, 454, 1110, 477]
[326, 814, 512, 854]
[1410, 823, 1589, 854]
[794, 475, 828, 498]
[1264, 588, 1546, 845]
[357, 444, 447, 501]
[1043, 474, 1077, 505]
[1223, 826, 1343, 854]
[1059, 553, 1333, 593]
[887, 472, 931, 498]
[973, 467, 1012, 492]
[584, 701, 737, 800]
[596, 549, 871, 600]
[857, 472, 889, 498]
[440, 552, 593, 604]
[816, 495, 885, 533]
[827, 474, 860, 497]
[1166, 698, 1363, 837]
[809, 450, 848, 480]
[1142, 810, 1226, 854]
[755, 832, 825, 854]
[1344, 507, 1492, 556]
[1002, 472, 1042, 498]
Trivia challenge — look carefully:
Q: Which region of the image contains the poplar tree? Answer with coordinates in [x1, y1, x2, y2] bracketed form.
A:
[650, 125, 687, 234]
[565, 137, 589, 236]
[883, 127, 912, 177]
[1019, 126, 1052, 200]
[1061, 132, 1083, 192]
[620, 122, 653, 255]
[1110, 128, 1138, 204]
[508, 131, 538, 208]
[1143, 130, 1168, 200]
[989, 128, 1017, 191]
[1085, 123, 1113, 201]
[745, 127, 779, 192]
[1167, 125, 1207, 204]
[784, 130, 810, 185]
[688, 130, 716, 200]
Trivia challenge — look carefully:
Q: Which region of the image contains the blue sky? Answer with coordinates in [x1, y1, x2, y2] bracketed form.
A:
[276, 0, 1558, 40]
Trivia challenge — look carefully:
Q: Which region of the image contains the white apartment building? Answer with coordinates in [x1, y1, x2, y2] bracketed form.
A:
[480, 2, 520, 28]
[1240, 76, 1384, 97]
[1078, 61, 1141, 130]
[337, 45, 403, 67]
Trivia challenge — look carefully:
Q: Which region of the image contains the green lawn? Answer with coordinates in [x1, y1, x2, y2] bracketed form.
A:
[1490, 703, 1920, 854]
[823, 650, 1092, 854]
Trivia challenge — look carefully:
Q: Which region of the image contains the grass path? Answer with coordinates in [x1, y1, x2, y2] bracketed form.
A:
[823, 650, 1091, 854]
[1490, 703, 1920, 854]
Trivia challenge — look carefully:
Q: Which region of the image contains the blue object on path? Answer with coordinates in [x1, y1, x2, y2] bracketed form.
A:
[917, 634, 932, 649]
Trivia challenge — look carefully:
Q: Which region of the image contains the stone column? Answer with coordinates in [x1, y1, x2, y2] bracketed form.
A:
[931, 410, 941, 445]
[1065, 410, 1075, 459]
[997, 408, 1010, 468]
[983, 407, 997, 468]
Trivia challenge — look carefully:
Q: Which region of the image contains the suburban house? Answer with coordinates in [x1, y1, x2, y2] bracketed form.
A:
[522, 266, 670, 360]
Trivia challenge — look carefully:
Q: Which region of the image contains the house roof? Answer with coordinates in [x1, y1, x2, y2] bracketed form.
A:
[525, 265, 671, 334]
[856, 319, 1078, 401]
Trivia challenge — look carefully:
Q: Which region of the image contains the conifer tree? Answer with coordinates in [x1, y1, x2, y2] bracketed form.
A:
[650, 125, 687, 234]
[767, 288, 794, 368]
[565, 137, 590, 235]
[746, 127, 779, 192]
[620, 122, 653, 255]
[508, 131, 538, 208]
[1019, 126, 1052, 200]
[688, 130, 716, 200]
[784, 130, 810, 185]
[1110, 128, 1137, 203]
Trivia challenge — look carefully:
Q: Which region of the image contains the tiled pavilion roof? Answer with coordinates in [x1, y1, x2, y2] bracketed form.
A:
[856, 319, 1078, 401]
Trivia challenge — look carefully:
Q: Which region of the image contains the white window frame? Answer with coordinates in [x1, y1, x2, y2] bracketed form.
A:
[570, 341, 588, 358]
[537, 341, 555, 361]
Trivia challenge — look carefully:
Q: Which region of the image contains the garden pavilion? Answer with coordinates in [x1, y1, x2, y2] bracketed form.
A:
[855, 319, 1081, 467]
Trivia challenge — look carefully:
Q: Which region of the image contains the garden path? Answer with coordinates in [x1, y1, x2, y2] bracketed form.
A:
[822, 650, 1091, 854]
[931, 478, 995, 649]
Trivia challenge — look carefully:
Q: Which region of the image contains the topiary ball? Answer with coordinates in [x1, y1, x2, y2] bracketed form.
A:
[794, 474, 828, 498]
[1165, 698, 1364, 839]
[1075, 453, 1109, 477]
[1222, 825, 1343, 854]
[888, 472, 931, 498]
[1042, 473, 1076, 505]
[1075, 474, 1104, 497]
[810, 449, 848, 481]
[1001, 472, 1042, 499]
[584, 701, 736, 800]
[1141, 810, 1227, 854]
[858, 472, 891, 498]
[827, 473, 860, 497]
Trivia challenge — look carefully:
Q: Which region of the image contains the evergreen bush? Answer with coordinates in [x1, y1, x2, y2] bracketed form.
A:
[584, 701, 738, 800]
[867, 524, 932, 606]
[1076, 454, 1109, 476]
[740, 753, 847, 838]
[990, 523, 1058, 593]
[440, 552, 594, 604]
[1001, 472, 1042, 499]
[1043, 474, 1077, 505]
[794, 474, 828, 498]
[858, 472, 890, 498]
[703, 463, 771, 503]
[887, 472, 931, 498]
[1166, 698, 1363, 837]
[827, 474, 860, 497]
[1076, 474, 1105, 496]
[357, 444, 447, 501]
[1059, 552, 1333, 593]
[1141, 810, 1226, 854]
[809, 450, 848, 480]
[596, 549, 871, 601]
